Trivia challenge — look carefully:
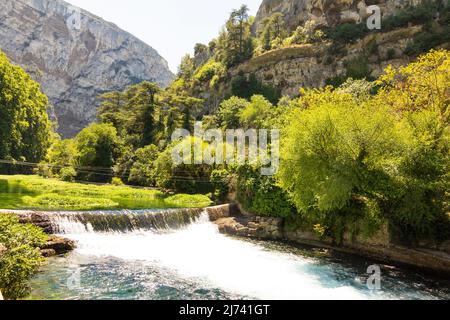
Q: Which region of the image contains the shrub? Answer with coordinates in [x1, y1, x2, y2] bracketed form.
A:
[387, 48, 396, 60]
[59, 166, 77, 182]
[210, 169, 231, 202]
[0, 214, 47, 300]
[194, 60, 226, 85]
[235, 164, 294, 218]
[111, 177, 125, 186]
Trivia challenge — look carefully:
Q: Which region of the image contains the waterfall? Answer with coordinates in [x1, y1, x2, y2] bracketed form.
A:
[29, 207, 450, 300]
[48, 208, 205, 234]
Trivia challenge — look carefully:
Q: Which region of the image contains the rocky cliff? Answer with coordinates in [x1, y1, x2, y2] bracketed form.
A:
[192, 0, 447, 112]
[254, 0, 424, 31]
[0, 0, 174, 137]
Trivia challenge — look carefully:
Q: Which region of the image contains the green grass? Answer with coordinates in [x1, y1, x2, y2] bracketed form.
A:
[0, 175, 212, 211]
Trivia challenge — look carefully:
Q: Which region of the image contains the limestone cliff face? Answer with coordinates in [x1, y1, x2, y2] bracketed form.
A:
[0, 0, 174, 137]
[254, 0, 424, 31]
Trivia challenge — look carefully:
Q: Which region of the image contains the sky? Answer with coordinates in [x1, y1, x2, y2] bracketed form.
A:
[67, 0, 262, 73]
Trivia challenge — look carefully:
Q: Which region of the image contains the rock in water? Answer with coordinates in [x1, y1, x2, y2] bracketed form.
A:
[0, 0, 174, 137]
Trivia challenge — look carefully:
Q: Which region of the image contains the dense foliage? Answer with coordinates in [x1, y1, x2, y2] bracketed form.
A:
[279, 50, 449, 244]
[0, 51, 52, 174]
[0, 214, 47, 300]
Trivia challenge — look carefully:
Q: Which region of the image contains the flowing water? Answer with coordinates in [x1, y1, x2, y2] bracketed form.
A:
[29, 210, 450, 300]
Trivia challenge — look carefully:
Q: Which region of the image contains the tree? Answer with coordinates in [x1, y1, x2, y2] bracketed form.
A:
[40, 139, 79, 178]
[98, 81, 162, 149]
[0, 50, 51, 173]
[223, 5, 254, 67]
[129, 144, 160, 186]
[240, 95, 276, 129]
[178, 54, 195, 81]
[258, 13, 288, 52]
[217, 96, 249, 129]
[75, 123, 123, 182]
[278, 50, 450, 244]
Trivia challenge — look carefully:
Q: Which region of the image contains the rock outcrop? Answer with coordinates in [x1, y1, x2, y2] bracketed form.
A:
[40, 235, 76, 257]
[254, 0, 425, 31]
[0, 0, 174, 137]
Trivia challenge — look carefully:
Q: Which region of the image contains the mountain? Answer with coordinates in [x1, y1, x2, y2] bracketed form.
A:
[188, 0, 448, 111]
[254, 0, 425, 31]
[0, 0, 174, 137]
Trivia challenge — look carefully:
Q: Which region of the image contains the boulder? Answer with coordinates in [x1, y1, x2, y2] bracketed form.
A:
[41, 235, 76, 256]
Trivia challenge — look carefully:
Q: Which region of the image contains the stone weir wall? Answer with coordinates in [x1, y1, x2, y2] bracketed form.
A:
[2, 205, 233, 257]
[214, 205, 450, 275]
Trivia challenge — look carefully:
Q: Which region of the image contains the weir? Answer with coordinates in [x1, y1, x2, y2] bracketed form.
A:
[49, 209, 205, 234]
[8, 204, 232, 235]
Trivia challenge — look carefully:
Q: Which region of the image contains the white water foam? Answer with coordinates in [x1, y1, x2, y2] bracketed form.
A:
[52, 211, 376, 300]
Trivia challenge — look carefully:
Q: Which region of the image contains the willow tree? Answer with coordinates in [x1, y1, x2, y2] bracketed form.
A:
[0, 50, 51, 171]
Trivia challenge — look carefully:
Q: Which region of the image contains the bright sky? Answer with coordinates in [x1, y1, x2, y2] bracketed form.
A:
[67, 0, 262, 73]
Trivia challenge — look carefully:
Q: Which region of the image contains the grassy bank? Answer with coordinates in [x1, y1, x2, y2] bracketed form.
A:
[0, 175, 212, 211]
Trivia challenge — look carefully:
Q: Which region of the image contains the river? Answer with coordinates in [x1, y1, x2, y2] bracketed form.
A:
[29, 210, 450, 300]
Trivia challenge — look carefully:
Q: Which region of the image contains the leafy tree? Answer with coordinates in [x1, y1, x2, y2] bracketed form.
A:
[178, 54, 195, 81]
[240, 95, 276, 129]
[129, 145, 160, 186]
[75, 123, 123, 182]
[0, 214, 47, 300]
[40, 139, 79, 177]
[98, 81, 162, 149]
[217, 96, 249, 129]
[278, 50, 450, 244]
[0, 50, 51, 173]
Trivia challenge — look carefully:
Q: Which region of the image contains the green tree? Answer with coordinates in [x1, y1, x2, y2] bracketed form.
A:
[223, 5, 254, 67]
[75, 123, 123, 182]
[129, 145, 160, 186]
[258, 13, 287, 52]
[178, 54, 195, 81]
[217, 96, 249, 129]
[0, 50, 51, 173]
[40, 139, 79, 178]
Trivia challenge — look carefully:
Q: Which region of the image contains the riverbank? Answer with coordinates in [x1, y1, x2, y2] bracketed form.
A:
[214, 205, 450, 275]
[0, 175, 212, 210]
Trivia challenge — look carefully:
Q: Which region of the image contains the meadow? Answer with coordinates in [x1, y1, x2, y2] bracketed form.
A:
[0, 175, 212, 211]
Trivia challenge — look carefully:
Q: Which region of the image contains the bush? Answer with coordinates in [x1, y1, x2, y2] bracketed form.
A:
[235, 164, 294, 218]
[0, 214, 47, 300]
[325, 23, 368, 43]
[194, 60, 226, 85]
[59, 167, 77, 182]
[111, 177, 124, 186]
[210, 169, 231, 202]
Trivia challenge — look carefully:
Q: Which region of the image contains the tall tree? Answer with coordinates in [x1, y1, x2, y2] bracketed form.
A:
[224, 5, 254, 67]
[0, 50, 51, 172]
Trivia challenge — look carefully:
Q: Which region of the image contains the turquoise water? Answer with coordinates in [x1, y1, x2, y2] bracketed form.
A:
[28, 211, 450, 300]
